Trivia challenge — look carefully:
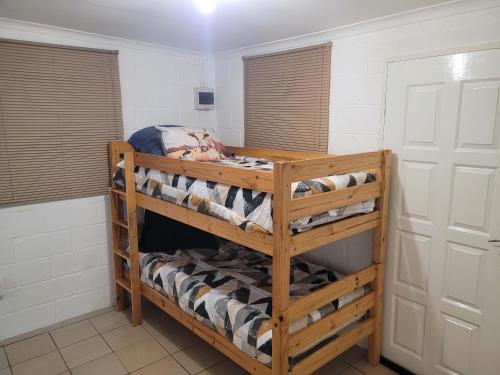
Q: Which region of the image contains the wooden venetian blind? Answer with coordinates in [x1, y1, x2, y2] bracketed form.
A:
[0, 39, 123, 205]
[243, 43, 331, 152]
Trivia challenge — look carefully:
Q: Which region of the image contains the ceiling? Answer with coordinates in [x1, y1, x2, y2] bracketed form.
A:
[0, 0, 453, 52]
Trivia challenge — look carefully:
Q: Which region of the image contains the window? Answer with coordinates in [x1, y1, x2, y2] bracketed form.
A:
[0, 39, 123, 205]
[243, 43, 331, 152]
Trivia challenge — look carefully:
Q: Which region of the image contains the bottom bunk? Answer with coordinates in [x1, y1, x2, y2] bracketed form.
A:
[121, 239, 376, 374]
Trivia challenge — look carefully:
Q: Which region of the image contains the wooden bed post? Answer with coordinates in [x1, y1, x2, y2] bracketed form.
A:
[272, 162, 292, 375]
[124, 151, 142, 326]
[367, 150, 391, 366]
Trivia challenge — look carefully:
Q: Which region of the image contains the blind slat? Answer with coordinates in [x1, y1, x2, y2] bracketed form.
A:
[0, 39, 123, 206]
[244, 43, 331, 152]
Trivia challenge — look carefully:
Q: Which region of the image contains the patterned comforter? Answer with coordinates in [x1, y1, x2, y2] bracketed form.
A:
[113, 155, 375, 234]
[140, 240, 366, 367]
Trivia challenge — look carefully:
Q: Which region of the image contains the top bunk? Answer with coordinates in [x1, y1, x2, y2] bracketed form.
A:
[109, 140, 391, 258]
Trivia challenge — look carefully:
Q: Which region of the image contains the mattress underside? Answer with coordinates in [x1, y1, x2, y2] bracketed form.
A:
[139, 241, 367, 367]
[113, 155, 375, 234]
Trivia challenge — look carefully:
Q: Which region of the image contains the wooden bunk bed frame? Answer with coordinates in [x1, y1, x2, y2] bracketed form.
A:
[108, 140, 391, 375]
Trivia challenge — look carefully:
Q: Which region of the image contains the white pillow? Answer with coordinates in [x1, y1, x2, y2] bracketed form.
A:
[155, 126, 227, 161]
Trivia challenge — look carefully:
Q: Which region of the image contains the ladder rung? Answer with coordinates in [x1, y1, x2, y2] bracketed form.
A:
[109, 187, 126, 196]
[116, 277, 131, 292]
[112, 219, 128, 229]
[114, 248, 130, 261]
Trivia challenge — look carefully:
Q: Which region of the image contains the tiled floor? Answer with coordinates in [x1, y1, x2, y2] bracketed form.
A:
[0, 301, 397, 375]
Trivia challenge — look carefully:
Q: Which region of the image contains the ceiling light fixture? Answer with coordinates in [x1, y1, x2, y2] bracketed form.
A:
[194, 0, 218, 14]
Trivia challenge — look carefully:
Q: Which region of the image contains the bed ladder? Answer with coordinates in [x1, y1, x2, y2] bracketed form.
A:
[109, 151, 142, 326]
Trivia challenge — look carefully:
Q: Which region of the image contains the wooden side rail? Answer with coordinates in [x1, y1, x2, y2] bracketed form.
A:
[290, 319, 375, 375]
[287, 264, 377, 322]
[288, 292, 375, 356]
[134, 152, 274, 193]
[136, 193, 274, 255]
[289, 151, 384, 181]
[225, 146, 327, 161]
[289, 180, 382, 220]
[290, 211, 380, 255]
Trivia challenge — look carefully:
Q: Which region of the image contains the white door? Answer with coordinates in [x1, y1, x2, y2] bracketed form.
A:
[383, 48, 500, 375]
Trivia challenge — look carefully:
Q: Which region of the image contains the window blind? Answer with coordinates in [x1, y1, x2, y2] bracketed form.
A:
[243, 42, 331, 152]
[0, 39, 123, 205]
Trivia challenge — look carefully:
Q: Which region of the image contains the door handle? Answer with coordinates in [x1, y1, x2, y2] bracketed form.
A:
[489, 240, 500, 243]
[489, 239, 500, 248]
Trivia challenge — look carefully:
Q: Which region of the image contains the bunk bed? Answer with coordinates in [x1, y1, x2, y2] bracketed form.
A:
[108, 140, 391, 375]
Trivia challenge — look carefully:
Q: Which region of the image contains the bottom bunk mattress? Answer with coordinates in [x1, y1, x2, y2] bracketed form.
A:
[139, 240, 368, 367]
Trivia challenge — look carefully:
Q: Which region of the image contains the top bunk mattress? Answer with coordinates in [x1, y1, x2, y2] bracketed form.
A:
[113, 155, 375, 234]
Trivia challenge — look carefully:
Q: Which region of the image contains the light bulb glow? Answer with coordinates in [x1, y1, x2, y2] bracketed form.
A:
[194, 0, 218, 14]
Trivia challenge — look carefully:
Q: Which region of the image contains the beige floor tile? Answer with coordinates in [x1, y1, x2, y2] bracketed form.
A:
[0, 347, 8, 369]
[89, 310, 131, 333]
[313, 358, 350, 374]
[102, 324, 150, 351]
[339, 367, 364, 375]
[11, 351, 67, 375]
[0, 368, 12, 375]
[142, 311, 180, 337]
[59, 335, 111, 369]
[339, 346, 366, 365]
[198, 360, 249, 375]
[114, 337, 168, 372]
[5, 333, 56, 365]
[50, 320, 98, 348]
[132, 356, 188, 375]
[149, 323, 201, 354]
[71, 353, 127, 375]
[352, 360, 396, 375]
[173, 342, 225, 375]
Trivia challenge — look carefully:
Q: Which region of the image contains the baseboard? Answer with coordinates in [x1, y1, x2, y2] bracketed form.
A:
[380, 356, 415, 375]
[0, 305, 114, 346]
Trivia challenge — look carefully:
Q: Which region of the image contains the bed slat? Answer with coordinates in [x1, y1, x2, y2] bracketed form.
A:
[289, 151, 384, 181]
[287, 264, 377, 322]
[289, 180, 382, 220]
[288, 292, 375, 356]
[290, 319, 374, 375]
[290, 211, 380, 255]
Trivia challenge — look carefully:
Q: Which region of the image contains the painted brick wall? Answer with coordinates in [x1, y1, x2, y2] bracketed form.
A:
[0, 19, 215, 340]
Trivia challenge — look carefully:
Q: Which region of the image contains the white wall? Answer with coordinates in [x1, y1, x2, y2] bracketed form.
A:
[0, 18, 214, 340]
[213, 0, 500, 273]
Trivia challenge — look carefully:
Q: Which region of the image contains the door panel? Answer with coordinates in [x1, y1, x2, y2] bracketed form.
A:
[383, 49, 500, 374]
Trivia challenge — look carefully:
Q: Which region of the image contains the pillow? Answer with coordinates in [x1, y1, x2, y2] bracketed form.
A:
[127, 125, 181, 155]
[156, 126, 227, 161]
[139, 210, 219, 254]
